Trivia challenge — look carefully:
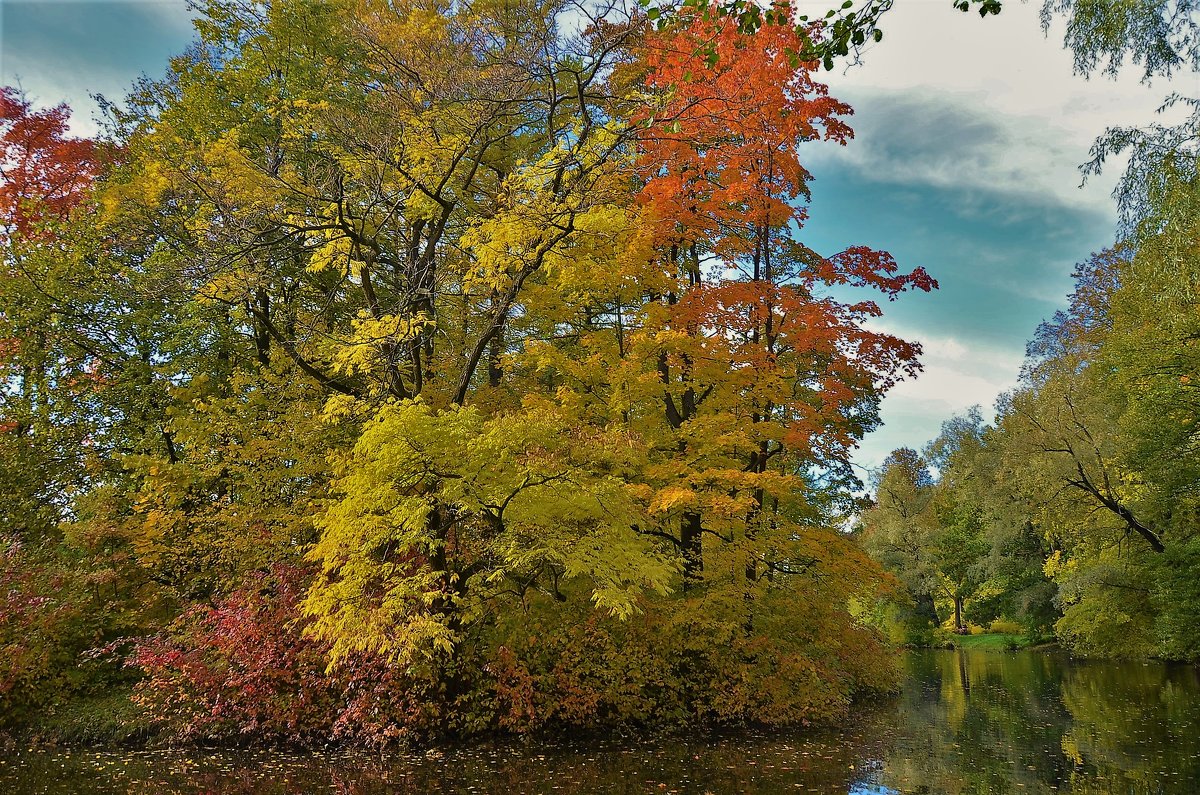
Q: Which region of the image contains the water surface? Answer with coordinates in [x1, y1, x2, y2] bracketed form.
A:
[3, 649, 1198, 793]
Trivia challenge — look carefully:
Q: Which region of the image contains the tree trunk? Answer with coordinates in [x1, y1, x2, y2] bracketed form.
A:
[487, 308, 504, 388]
[680, 511, 703, 590]
[253, 289, 271, 366]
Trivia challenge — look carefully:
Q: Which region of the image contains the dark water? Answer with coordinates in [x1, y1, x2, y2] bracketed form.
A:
[3, 649, 1199, 794]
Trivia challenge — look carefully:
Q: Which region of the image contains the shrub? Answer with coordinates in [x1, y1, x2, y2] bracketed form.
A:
[990, 618, 1024, 635]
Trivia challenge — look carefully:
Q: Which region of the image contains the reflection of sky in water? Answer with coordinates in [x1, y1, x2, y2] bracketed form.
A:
[849, 759, 897, 794]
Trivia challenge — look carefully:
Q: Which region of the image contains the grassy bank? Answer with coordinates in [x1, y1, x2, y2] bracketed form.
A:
[944, 633, 1060, 652]
[15, 688, 156, 748]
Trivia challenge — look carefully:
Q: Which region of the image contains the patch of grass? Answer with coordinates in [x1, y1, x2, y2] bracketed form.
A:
[953, 633, 1029, 651]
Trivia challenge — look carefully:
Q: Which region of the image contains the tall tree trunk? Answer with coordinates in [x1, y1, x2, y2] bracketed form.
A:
[680, 511, 703, 590]
[487, 303, 505, 388]
[253, 289, 271, 366]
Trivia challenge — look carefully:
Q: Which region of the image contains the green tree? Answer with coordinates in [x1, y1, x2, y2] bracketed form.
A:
[924, 410, 990, 632]
[860, 448, 944, 633]
[975, 242, 1200, 658]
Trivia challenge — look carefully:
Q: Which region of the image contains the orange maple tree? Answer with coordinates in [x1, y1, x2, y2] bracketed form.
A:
[628, 8, 936, 584]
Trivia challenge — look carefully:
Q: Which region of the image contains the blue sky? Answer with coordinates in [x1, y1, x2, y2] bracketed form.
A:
[3, 0, 1191, 479]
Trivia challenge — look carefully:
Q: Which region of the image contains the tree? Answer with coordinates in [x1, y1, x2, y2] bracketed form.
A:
[964, 242, 1200, 657]
[1047, 0, 1200, 231]
[0, 91, 169, 719]
[0, 88, 97, 238]
[0, 88, 102, 539]
[627, 6, 931, 589]
[860, 448, 944, 633]
[863, 413, 1007, 637]
[923, 411, 989, 633]
[1093, 174, 1200, 658]
[0, 0, 945, 736]
[955, 428, 1059, 636]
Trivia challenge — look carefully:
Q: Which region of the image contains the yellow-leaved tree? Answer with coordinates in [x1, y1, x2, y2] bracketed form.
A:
[87, 0, 932, 737]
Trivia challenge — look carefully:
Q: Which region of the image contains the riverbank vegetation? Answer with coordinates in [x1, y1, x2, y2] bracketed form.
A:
[860, 215, 1200, 659]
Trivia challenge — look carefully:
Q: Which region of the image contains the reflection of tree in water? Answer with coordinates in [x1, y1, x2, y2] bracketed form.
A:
[1058, 661, 1200, 793]
[866, 651, 1200, 794]
[863, 650, 1075, 794]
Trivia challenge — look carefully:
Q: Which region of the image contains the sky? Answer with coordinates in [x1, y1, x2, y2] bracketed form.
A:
[797, 1, 1196, 477]
[2, 0, 1194, 482]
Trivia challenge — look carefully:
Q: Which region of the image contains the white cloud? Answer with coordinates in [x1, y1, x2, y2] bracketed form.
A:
[806, 1, 1195, 478]
[887, 356, 1018, 408]
[852, 323, 1024, 473]
[805, 88, 1120, 217]
[803, 1, 1195, 216]
[867, 320, 1025, 373]
[919, 334, 968, 361]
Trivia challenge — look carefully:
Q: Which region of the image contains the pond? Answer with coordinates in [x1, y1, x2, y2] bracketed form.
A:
[2, 649, 1198, 794]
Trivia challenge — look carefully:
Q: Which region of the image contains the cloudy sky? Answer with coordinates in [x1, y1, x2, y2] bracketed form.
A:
[2, 0, 1193, 480]
[798, 1, 1195, 477]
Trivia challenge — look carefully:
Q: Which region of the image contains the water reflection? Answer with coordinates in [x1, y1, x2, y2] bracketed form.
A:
[858, 650, 1200, 794]
[2, 650, 1197, 794]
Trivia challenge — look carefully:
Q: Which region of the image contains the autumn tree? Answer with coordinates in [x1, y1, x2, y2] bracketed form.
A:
[478, 6, 935, 722]
[0, 0, 944, 736]
[0, 88, 97, 238]
[628, 6, 932, 592]
[643, 0, 1002, 70]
